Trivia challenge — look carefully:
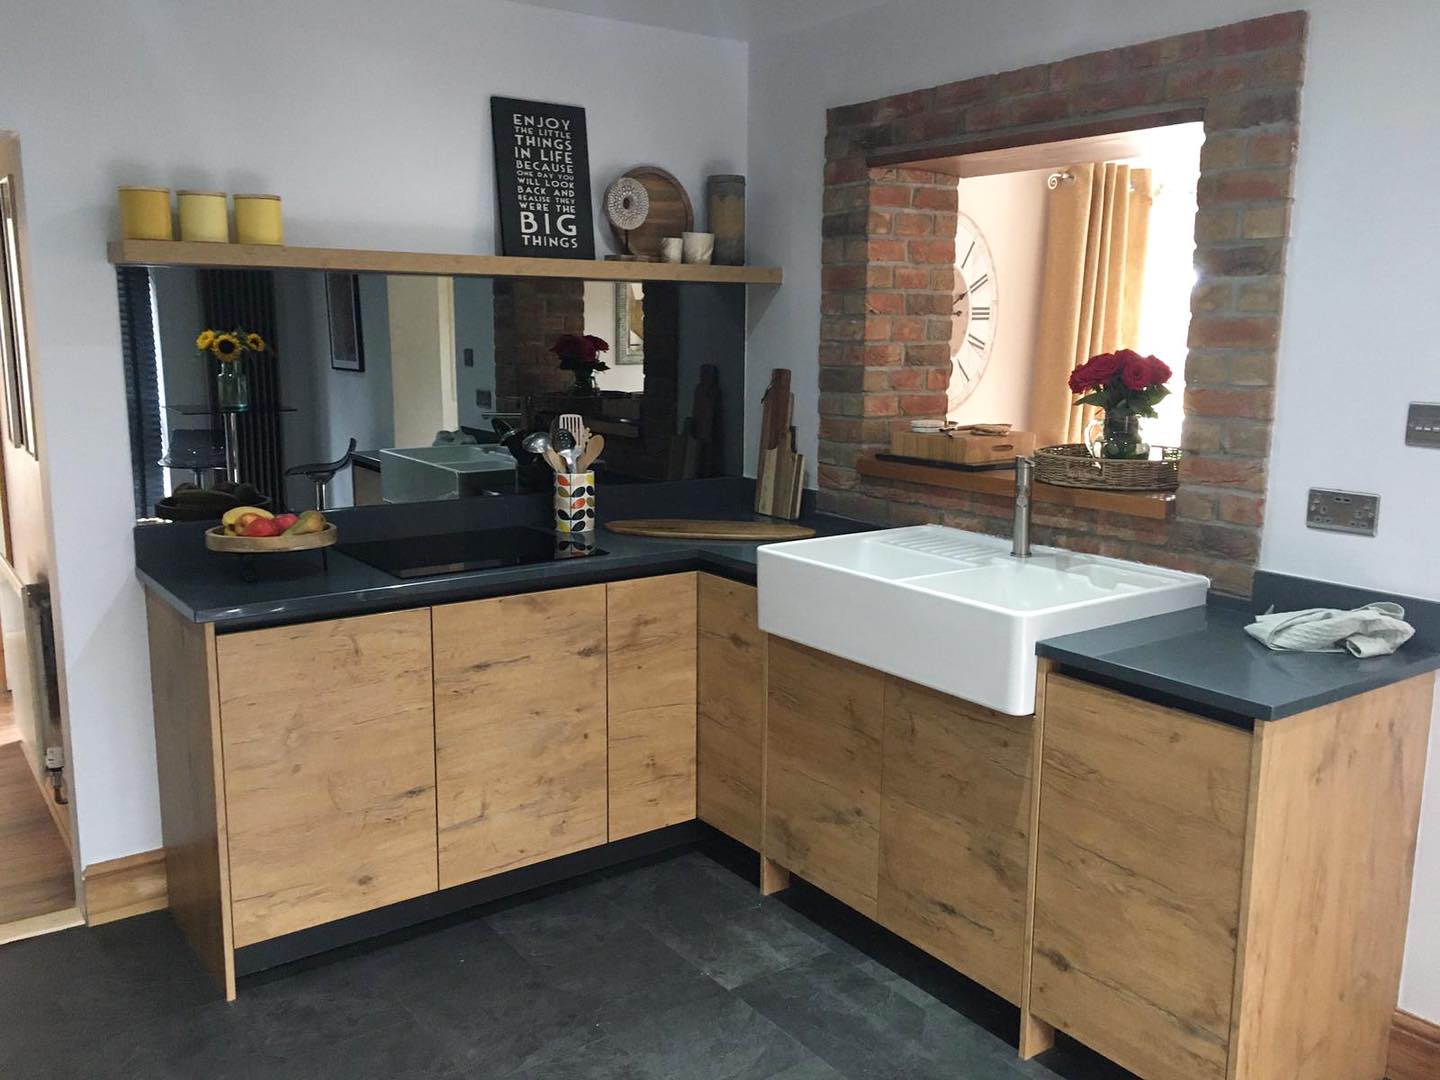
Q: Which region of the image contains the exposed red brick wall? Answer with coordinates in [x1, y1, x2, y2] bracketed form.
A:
[494, 278, 585, 411]
[817, 11, 1307, 596]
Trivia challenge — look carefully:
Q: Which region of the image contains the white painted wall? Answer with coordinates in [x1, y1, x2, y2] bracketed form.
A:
[0, 0, 745, 871]
[747, 0, 1440, 1023]
[948, 170, 1049, 431]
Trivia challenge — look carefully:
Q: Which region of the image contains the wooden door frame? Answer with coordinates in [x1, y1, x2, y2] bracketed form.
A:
[0, 131, 82, 927]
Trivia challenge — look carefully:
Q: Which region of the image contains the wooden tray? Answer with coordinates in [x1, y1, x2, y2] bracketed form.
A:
[605, 519, 814, 541]
[205, 523, 338, 553]
[610, 165, 693, 258]
[889, 428, 1036, 466]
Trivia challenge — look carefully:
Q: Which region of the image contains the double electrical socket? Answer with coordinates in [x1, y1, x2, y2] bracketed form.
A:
[1406, 402, 1440, 448]
[1307, 489, 1380, 537]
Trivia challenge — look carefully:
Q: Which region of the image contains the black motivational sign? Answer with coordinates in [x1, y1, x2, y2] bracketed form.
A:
[491, 96, 594, 260]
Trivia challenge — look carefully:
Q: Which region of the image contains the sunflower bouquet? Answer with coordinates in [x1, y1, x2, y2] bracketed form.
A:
[195, 328, 267, 362]
[197, 328, 267, 412]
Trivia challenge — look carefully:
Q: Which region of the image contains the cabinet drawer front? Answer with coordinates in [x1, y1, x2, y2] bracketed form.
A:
[1032, 675, 1251, 1080]
[433, 585, 608, 887]
[216, 610, 437, 947]
[765, 638, 883, 917]
[697, 574, 764, 848]
[879, 678, 1032, 1004]
[608, 574, 698, 841]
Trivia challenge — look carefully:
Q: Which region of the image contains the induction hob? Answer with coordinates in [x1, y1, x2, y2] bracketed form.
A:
[336, 526, 604, 579]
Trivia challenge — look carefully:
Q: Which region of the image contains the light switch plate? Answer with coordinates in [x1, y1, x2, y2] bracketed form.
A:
[1406, 402, 1440, 448]
[1306, 488, 1379, 536]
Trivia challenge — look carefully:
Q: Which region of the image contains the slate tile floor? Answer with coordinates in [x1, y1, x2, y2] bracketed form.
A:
[0, 842, 1137, 1079]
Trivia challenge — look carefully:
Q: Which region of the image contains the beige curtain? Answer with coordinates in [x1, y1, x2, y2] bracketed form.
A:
[1031, 163, 1154, 446]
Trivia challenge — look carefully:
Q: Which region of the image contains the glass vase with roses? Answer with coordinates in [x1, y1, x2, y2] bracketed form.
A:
[1068, 349, 1173, 459]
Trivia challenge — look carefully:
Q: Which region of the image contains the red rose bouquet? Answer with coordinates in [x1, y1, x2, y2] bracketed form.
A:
[1067, 349, 1172, 458]
[552, 333, 611, 394]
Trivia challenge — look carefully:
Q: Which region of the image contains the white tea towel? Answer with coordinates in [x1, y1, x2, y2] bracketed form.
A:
[1244, 602, 1415, 658]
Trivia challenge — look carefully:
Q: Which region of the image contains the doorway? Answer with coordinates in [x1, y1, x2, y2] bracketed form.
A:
[0, 132, 79, 941]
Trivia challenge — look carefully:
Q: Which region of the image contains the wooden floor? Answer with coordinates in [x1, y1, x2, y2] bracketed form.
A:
[0, 693, 74, 925]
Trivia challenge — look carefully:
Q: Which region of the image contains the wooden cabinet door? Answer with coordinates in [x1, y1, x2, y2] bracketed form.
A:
[1031, 675, 1251, 1080]
[607, 574, 697, 841]
[433, 586, 607, 888]
[878, 678, 1032, 1004]
[697, 574, 764, 848]
[216, 610, 437, 947]
[764, 638, 884, 917]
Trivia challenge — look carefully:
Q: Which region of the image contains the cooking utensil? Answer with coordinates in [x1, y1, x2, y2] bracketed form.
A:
[551, 428, 578, 471]
[558, 414, 588, 457]
[542, 447, 567, 473]
[576, 434, 605, 471]
[521, 431, 551, 455]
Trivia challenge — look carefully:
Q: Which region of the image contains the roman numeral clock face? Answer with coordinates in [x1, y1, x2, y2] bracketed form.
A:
[949, 212, 997, 412]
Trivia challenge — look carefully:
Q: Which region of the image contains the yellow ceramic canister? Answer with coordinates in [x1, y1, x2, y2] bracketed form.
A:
[117, 186, 173, 240]
[233, 193, 284, 245]
[177, 190, 229, 242]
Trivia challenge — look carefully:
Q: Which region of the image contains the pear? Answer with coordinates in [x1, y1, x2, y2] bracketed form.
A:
[284, 510, 328, 536]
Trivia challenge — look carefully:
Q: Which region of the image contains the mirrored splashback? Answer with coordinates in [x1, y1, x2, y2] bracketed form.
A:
[118, 267, 746, 520]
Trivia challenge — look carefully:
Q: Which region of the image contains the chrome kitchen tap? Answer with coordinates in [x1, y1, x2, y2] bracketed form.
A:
[1012, 456, 1034, 558]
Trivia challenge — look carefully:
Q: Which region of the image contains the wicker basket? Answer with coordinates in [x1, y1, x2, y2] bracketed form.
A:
[1034, 444, 1181, 491]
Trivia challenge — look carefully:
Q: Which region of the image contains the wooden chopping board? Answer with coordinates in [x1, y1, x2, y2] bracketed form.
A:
[605, 519, 815, 541]
[610, 165, 694, 257]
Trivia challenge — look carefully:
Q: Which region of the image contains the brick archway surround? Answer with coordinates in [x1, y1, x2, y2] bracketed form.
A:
[817, 12, 1306, 595]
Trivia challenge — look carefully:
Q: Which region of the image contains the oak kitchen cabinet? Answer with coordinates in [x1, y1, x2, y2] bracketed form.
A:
[143, 564, 1433, 1080]
[878, 678, 1032, 1005]
[215, 608, 438, 949]
[144, 574, 702, 1001]
[607, 574, 698, 840]
[696, 573, 765, 848]
[1025, 669, 1434, 1080]
[758, 646, 1433, 1080]
[764, 637, 885, 918]
[763, 640, 1033, 1001]
[432, 585, 608, 888]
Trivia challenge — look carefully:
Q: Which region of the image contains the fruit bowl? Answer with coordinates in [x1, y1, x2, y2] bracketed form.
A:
[205, 522, 338, 553]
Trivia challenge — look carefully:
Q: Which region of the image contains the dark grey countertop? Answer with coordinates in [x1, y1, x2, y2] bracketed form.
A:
[135, 478, 869, 631]
[137, 484, 1440, 721]
[1038, 572, 1440, 722]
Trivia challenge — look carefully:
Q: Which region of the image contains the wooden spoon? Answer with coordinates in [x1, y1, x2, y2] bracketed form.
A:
[576, 434, 605, 471]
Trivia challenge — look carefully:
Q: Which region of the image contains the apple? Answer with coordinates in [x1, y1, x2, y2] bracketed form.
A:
[273, 513, 299, 531]
[240, 517, 283, 538]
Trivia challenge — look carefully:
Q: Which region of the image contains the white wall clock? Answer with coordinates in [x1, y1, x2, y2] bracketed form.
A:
[948, 211, 997, 413]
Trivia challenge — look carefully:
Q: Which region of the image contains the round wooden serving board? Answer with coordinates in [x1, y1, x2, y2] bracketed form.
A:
[609, 165, 693, 258]
[205, 522, 338, 553]
[605, 519, 815, 541]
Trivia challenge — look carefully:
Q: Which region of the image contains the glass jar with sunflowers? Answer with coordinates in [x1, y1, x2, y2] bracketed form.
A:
[195, 328, 266, 413]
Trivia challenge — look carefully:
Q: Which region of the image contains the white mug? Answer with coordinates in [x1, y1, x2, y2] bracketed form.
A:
[660, 237, 684, 263]
[682, 231, 715, 265]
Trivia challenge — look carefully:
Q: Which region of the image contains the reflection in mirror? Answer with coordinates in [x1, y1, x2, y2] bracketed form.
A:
[120, 268, 746, 520]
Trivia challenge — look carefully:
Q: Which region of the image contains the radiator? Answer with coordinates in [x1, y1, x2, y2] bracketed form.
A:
[0, 559, 61, 787]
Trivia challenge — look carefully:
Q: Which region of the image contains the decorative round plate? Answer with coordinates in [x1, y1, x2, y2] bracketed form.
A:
[205, 523, 338, 553]
[607, 165, 693, 257]
[604, 176, 650, 232]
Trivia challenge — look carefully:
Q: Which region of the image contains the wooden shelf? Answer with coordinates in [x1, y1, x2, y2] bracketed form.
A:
[107, 239, 782, 285]
[856, 455, 1175, 520]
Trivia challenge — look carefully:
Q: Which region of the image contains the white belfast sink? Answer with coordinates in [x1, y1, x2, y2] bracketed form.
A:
[756, 525, 1209, 715]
